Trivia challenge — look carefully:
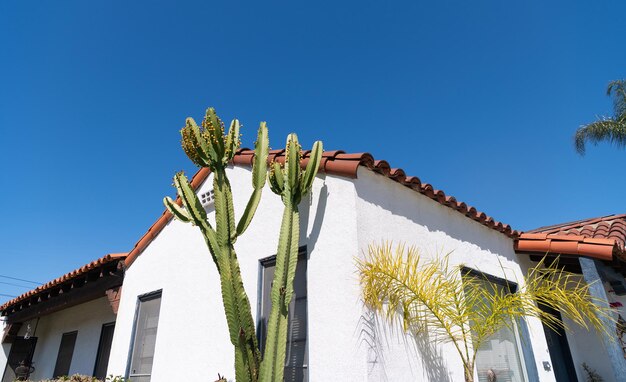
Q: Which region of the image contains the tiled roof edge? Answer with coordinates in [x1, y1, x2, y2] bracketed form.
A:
[0, 253, 127, 313]
[124, 149, 518, 268]
[515, 233, 620, 261]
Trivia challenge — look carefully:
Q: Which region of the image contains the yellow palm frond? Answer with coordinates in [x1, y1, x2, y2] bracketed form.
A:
[357, 242, 616, 382]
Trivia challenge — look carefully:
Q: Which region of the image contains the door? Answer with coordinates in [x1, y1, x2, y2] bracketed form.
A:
[540, 304, 578, 382]
[93, 323, 115, 379]
[1, 337, 37, 382]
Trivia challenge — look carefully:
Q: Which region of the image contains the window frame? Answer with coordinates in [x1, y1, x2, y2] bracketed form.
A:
[125, 289, 162, 381]
[461, 268, 531, 382]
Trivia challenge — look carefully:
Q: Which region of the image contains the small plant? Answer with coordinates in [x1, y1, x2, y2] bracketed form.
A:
[582, 363, 604, 382]
[357, 242, 615, 382]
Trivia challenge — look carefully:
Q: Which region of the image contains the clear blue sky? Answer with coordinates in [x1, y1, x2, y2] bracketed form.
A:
[1, 0, 624, 302]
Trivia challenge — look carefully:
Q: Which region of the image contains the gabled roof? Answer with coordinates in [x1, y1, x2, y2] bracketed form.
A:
[515, 214, 626, 261]
[124, 149, 518, 267]
[0, 253, 127, 316]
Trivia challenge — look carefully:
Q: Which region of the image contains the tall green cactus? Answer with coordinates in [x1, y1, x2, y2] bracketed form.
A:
[163, 108, 269, 382]
[260, 134, 323, 382]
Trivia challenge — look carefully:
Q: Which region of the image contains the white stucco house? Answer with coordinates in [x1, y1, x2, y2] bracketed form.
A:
[3, 149, 626, 382]
[0, 254, 124, 381]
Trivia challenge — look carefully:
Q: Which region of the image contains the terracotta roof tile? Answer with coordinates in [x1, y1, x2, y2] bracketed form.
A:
[515, 234, 616, 261]
[527, 214, 626, 252]
[125, 149, 518, 267]
[0, 253, 127, 313]
[516, 214, 626, 261]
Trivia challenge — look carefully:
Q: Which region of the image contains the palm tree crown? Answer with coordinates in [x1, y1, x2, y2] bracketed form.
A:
[575, 79, 626, 155]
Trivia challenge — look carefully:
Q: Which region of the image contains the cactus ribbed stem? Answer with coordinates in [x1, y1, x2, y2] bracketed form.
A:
[165, 108, 269, 381]
[261, 134, 323, 382]
[166, 109, 322, 382]
[213, 173, 261, 382]
[259, 207, 299, 381]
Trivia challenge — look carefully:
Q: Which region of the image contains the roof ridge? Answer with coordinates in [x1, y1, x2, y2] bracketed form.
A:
[527, 214, 626, 233]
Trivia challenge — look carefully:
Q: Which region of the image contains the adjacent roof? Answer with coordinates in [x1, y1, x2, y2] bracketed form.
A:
[0, 253, 127, 315]
[515, 214, 626, 261]
[124, 149, 518, 267]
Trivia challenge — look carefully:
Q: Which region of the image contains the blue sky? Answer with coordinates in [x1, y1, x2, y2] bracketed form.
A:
[1, 0, 625, 302]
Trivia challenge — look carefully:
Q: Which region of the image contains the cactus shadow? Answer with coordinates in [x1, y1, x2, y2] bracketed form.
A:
[301, 181, 328, 254]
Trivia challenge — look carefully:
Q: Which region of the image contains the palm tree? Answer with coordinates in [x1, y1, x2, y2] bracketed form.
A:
[357, 242, 614, 382]
[575, 79, 626, 155]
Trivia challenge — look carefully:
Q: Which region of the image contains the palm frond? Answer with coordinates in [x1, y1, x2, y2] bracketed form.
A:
[574, 78, 626, 155]
[521, 257, 614, 337]
[608, 79, 626, 118]
[357, 242, 616, 381]
[356, 243, 473, 364]
[574, 119, 626, 155]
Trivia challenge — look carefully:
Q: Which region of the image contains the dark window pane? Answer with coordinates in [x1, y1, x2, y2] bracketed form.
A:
[93, 323, 115, 379]
[128, 292, 162, 382]
[53, 331, 77, 377]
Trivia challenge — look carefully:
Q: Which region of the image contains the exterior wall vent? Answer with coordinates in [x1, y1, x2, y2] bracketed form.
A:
[200, 189, 215, 207]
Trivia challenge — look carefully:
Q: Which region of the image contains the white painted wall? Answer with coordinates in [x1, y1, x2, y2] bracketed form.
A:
[107, 165, 361, 381]
[352, 168, 556, 382]
[562, 280, 624, 382]
[11, 297, 117, 380]
[106, 164, 563, 381]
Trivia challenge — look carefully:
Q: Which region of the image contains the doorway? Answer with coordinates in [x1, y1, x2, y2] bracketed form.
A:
[2, 337, 38, 382]
[540, 304, 578, 382]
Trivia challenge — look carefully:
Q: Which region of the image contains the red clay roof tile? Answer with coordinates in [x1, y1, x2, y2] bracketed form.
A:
[527, 214, 626, 251]
[516, 214, 626, 261]
[124, 149, 518, 267]
[0, 253, 127, 313]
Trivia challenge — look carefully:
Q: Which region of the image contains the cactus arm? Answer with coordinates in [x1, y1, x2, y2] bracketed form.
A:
[165, 172, 222, 268]
[236, 122, 269, 236]
[163, 196, 191, 223]
[236, 188, 262, 236]
[182, 117, 213, 167]
[301, 141, 323, 192]
[259, 208, 300, 382]
[214, 172, 237, 243]
[268, 162, 285, 195]
[252, 122, 270, 189]
[171, 172, 208, 226]
[284, 134, 301, 202]
[212, 170, 261, 382]
[225, 119, 241, 161]
[261, 134, 323, 382]
[204, 108, 226, 162]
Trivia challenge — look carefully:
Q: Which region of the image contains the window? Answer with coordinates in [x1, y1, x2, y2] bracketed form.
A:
[258, 250, 308, 382]
[464, 271, 527, 382]
[93, 322, 115, 379]
[126, 291, 162, 382]
[1, 337, 37, 382]
[53, 331, 77, 377]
